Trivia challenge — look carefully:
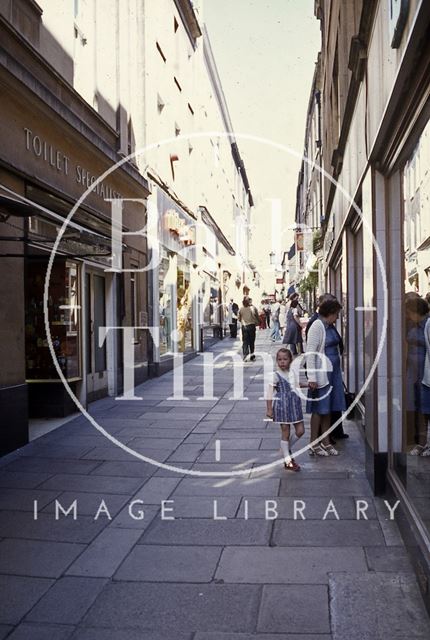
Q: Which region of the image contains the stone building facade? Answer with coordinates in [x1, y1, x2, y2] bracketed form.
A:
[307, 0, 430, 609]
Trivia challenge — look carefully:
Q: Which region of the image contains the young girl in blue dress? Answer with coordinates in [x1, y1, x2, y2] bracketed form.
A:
[266, 347, 305, 471]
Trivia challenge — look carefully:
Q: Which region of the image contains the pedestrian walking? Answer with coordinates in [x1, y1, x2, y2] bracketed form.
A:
[266, 347, 304, 471]
[238, 296, 259, 361]
[270, 300, 281, 341]
[283, 299, 303, 354]
[306, 298, 345, 456]
[264, 302, 271, 328]
[228, 299, 239, 338]
[279, 299, 287, 337]
[258, 303, 267, 330]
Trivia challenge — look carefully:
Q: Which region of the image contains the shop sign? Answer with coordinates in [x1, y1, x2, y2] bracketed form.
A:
[164, 208, 196, 246]
[295, 231, 304, 251]
[295, 228, 313, 253]
[23, 127, 122, 200]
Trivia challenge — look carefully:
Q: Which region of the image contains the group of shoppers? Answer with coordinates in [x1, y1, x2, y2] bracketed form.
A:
[238, 294, 306, 363]
[257, 295, 305, 353]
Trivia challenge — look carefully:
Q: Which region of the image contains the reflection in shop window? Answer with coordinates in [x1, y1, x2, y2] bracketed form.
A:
[396, 116, 430, 538]
[26, 260, 81, 381]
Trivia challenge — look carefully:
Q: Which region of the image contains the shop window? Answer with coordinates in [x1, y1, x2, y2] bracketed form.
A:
[394, 115, 430, 537]
[26, 260, 81, 381]
[159, 251, 175, 356]
[177, 259, 193, 352]
[92, 275, 106, 373]
[130, 272, 137, 341]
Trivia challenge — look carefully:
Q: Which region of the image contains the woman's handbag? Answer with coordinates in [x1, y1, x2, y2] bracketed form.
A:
[343, 383, 358, 419]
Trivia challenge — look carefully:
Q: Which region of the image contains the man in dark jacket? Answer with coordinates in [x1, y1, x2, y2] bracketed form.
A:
[229, 299, 239, 338]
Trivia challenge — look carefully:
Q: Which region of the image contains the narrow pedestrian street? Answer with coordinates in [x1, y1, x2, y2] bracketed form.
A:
[0, 331, 429, 639]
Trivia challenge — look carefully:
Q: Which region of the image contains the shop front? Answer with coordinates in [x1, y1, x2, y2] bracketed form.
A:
[150, 186, 197, 375]
[384, 113, 430, 605]
[0, 65, 150, 454]
[198, 206, 237, 345]
[201, 251, 223, 343]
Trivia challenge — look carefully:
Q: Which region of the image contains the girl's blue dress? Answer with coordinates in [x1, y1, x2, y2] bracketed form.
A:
[406, 318, 430, 414]
[273, 371, 303, 424]
[306, 323, 346, 415]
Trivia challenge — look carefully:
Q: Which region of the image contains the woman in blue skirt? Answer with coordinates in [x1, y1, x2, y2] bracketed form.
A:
[266, 347, 304, 471]
[305, 298, 345, 456]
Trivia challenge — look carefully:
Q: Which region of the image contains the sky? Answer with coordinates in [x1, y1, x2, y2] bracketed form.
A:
[202, 0, 321, 289]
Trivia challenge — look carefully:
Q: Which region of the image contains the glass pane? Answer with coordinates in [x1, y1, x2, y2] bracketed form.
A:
[85, 273, 91, 375]
[177, 262, 193, 352]
[396, 116, 430, 535]
[159, 254, 174, 355]
[362, 172, 376, 442]
[25, 259, 81, 381]
[62, 262, 80, 378]
[93, 275, 106, 373]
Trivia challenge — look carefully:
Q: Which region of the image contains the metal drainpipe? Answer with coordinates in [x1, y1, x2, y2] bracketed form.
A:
[315, 90, 324, 226]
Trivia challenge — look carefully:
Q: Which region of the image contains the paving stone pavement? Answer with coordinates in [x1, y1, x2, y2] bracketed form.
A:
[0, 330, 429, 638]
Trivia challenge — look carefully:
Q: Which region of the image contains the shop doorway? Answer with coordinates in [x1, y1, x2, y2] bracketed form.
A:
[85, 270, 108, 400]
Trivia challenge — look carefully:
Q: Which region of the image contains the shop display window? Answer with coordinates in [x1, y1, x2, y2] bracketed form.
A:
[395, 117, 430, 535]
[177, 260, 193, 352]
[159, 252, 174, 355]
[25, 259, 81, 381]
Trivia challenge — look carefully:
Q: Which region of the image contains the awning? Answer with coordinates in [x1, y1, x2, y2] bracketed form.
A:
[0, 184, 115, 259]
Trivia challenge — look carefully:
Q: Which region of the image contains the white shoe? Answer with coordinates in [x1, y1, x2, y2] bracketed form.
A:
[309, 445, 329, 457]
[420, 445, 430, 457]
[322, 444, 339, 456]
[409, 445, 424, 456]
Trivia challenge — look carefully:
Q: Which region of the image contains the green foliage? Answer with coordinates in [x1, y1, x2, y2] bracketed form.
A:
[298, 270, 318, 295]
[313, 230, 323, 253]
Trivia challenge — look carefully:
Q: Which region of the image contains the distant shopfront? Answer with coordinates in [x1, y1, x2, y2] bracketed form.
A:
[150, 186, 197, 374]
